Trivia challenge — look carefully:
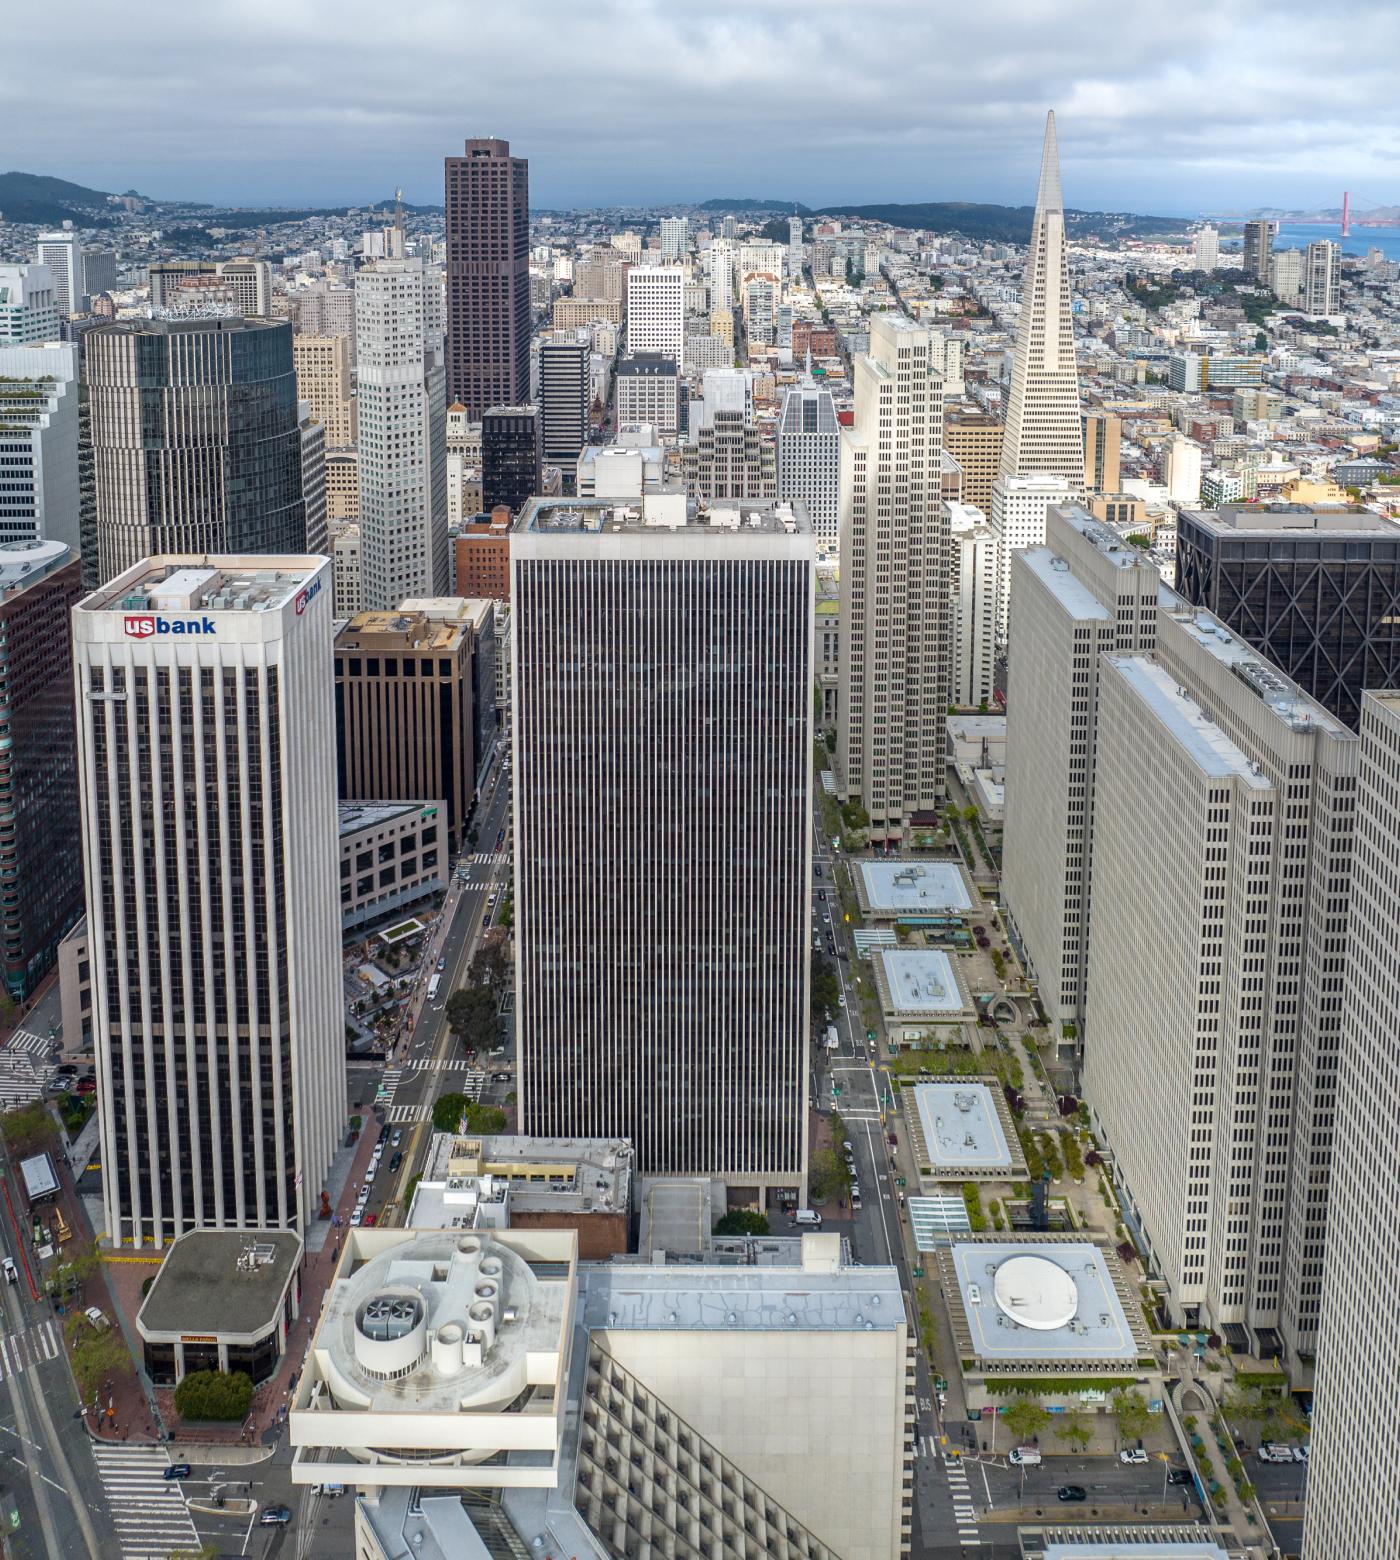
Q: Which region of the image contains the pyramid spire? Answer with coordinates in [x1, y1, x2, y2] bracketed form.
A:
[997, 109, 1083, 489]
[1035, 110, 1063, 215]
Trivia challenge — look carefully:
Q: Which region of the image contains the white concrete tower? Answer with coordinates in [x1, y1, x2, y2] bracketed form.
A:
[998, 112, 1084, 488]
[73, 556, 344, 1249]
[354, 258, 448, 608]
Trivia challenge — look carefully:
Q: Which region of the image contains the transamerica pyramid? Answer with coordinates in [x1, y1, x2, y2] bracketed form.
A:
[998, 110, 1085, 486]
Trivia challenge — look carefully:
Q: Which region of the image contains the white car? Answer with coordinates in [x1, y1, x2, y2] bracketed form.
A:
[1119, 1448, 1149, 1465]
[838, 994, 846, 1008]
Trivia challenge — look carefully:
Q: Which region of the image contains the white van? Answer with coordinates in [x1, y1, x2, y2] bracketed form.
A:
[792, 1209, 822, 1227]
[1009, 1446, 1041, 1466]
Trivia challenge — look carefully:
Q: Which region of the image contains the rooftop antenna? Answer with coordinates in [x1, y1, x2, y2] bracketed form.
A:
[394, 186, 404, 237]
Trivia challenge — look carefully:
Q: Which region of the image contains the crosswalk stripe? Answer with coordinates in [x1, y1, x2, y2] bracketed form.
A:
[91, 1445, 198, 1558]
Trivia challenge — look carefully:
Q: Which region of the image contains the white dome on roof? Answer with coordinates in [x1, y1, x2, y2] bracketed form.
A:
[992, 1255, 1077, 1331]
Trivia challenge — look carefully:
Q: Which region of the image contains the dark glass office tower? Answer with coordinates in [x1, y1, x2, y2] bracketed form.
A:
[83, 318, 305, 586]
[1176, 502, 1400, 729]
[444, 137, 530, 419]
[511, 498, 815, 1197]
[481, 405, 541, 517]
[0, 543, 83, 1000]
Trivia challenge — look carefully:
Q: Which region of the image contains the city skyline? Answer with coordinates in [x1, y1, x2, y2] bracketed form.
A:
[9, 0, 1400, 212]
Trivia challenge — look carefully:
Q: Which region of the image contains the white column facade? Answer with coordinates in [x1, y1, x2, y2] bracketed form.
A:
[73, 556, 343, 1248]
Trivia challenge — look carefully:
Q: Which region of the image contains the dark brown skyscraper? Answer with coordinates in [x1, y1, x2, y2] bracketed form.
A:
[444, 137, 530, 419]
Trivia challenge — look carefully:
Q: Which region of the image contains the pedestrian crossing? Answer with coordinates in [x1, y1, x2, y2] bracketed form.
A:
[385, 1102, 434, 1125]
[91, 1443, 199, 1559]
[463, 850, 508, 865]
[945, 1455, 980, 1547]
[375, 1067, 403, 1110]
[8, 1029, 51, 1056]
[405, 1057, 487, 1072]
[0, 1047, 52, 1107]
[0, 1320, 60, 1380]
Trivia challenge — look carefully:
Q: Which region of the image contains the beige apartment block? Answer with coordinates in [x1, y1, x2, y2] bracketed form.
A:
[552, 296, 622, 329]
[1308, 690, 1400, 1555]
[293, 333, 356, 448]
[1002, 505, 1158, 1030]
[1085, 626, 1355, 1356]
[838, 312, 950, 839]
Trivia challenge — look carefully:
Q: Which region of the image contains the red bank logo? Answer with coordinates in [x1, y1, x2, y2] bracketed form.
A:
[124, 615, 156, 638]
[294, 576, 322, 615]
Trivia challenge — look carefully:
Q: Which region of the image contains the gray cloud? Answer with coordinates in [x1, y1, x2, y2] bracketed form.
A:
[9, 0, 1400, 211]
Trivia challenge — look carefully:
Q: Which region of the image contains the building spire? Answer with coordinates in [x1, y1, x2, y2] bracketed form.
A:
[1036, 110, 1063, 216]
[996, 109, 1083, 488]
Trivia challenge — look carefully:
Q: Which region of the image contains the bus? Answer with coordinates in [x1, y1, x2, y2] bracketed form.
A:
[427, 974, 442, 1001]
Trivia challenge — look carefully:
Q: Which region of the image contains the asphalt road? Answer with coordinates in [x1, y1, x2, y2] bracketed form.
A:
[363, 756, 515, 1226]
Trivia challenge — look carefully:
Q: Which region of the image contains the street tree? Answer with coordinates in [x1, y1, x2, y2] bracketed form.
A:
[432, 1092, 471, 1134]
[445, 986, 497, 1051]
[0, 1101, 55, 1156]
[468, 937, 511, 993]
[808, 1148, 848, 1203]
[1110, 1387, 1152, 1445]
[1001, 1398, 1051, 1445]
[65, 1317, 131, 1403]
[1054, 1409, 1092, 1452]
[811, 955, 840, 1020]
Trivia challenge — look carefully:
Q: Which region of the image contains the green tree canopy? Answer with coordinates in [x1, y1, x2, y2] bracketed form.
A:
[1001, 1398, 1051, 1444]
[808, 1147, 848, 1203]
[1110, 1387, 1152, 1443]
[713, 1210, 770, 1237]
[172, 1369, 253, 1423]
[1054, 1408, 1092, 1452]
[65, 1316, 132, 1403]
[445, 986, 498, 1050]
[468, 938, 511, 993]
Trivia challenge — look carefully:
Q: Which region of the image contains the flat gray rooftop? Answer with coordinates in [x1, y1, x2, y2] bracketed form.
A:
[946, 1241, 1139, 1362]
[1186, 502, 1400, 537]
[338, 799, 430, 835]
[859, 860, 974, 916]
[1021, 549, 1112, 620]
[913, 1083, 1013, 1171]
[1039, 1545, 1231, 1560]
[1106, 658, 1272, 786]
[518, 496, 810, 536]
[136, 1229, 302, 1340]
[1052, 504, 1154, 570]
[1162, 608, 1347, 736]
[81, 557, 319, 615]
[880, 951, 970, 1015]
[580, 1253, 904, 1334]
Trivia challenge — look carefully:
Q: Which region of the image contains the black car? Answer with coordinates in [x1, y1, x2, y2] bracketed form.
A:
[389, 1152, 403, 1173]
[1167, 1467, 1193, 1486]
[163, 1463, 192, 1481]
[1056, 1486, 1087, 1502]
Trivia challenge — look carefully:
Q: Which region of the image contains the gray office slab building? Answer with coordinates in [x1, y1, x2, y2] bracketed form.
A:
[1175, 502, 1400, 729]
[511, 498, 814, 1197]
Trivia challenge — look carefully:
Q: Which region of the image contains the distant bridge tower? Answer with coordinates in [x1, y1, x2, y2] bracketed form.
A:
[1342, 190, 1351, 238]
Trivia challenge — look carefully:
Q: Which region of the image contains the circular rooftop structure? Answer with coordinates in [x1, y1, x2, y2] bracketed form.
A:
[992, 1255, 1077, 1331]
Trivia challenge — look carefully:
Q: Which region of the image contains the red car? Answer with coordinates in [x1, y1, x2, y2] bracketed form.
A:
[76, 1078, 97, 1095]
[363, 1213, 377, 1227]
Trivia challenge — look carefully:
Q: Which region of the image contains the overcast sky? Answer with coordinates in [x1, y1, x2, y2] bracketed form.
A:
[11, 0, 1400, 214]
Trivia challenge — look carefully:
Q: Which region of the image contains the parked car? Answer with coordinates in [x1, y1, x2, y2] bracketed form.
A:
[1292, 1446, 1310, 1464]
[1056, 1486, 1087, 1502]
[1119, 1448, 1149, 1465]
[1259, 1444, 1294, 1464]
[363, 1213, 377, 1227]
[163, 1464, 192, 1481]
[390, 1128, 402, 1148]
[389, 1152, 403, 1173]
[1009, 1447, 1041, 1467]
[260, 1506, 292, 1526]
[887, 1132, 897, 1148]
[1167, 1468, 1193, 1486]
[76, 1078, 96, 1095]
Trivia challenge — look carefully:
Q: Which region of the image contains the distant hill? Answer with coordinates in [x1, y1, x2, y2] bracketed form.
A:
[698, 197, 811, 214]
[0, 170, 118, 226]
[171, 198, 442, 231]
[816, 199, 1189, 242]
